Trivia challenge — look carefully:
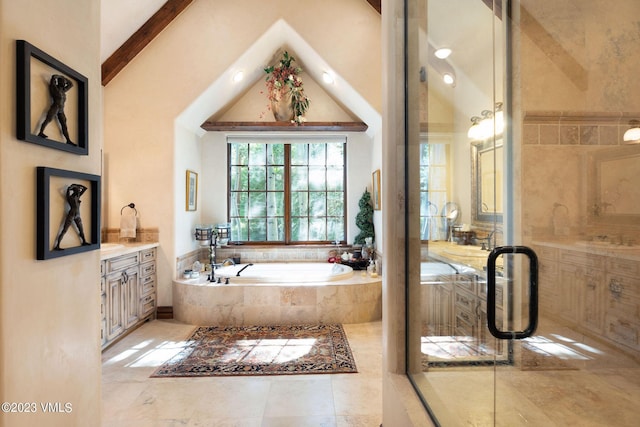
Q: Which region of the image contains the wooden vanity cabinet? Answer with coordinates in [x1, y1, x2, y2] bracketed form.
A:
[100, 247, 157, 350]
[603, 257, 640, 352]
[533, 242, 640, 355]
[422, 282, 454, 336]
[454, 274, 506, 356]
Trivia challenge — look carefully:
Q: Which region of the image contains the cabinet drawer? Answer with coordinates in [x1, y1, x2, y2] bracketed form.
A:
[141, 275, 156, 295]
[536, 245, 558, 261]
[604, 313, 640, 351]
[140, 294, 156, 317]
[455, 289, 476, 313]
[606, 258, 639, 277]
[455, 279, 476, 294]
[140, 248, 156, 263]
[560, 250, 604, 269]
[140, 261, 156, 277]
[106, 252, 139, 273]
[606, 274, 640, 302]
[539, 260, 558, 276]
[455, 312, 474, 336]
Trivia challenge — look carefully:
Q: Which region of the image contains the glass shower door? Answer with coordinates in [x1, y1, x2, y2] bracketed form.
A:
[407, 0, 640, 425]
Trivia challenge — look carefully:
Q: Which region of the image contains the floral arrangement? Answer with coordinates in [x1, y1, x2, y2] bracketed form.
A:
[263, 51, 310, 125]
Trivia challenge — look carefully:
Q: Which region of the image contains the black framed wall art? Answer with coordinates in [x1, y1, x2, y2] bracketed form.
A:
[17, 40, 89, 155]
[37, 167, 101, 260]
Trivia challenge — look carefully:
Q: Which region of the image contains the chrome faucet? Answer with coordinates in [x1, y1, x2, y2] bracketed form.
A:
[483, 229, 502, 251]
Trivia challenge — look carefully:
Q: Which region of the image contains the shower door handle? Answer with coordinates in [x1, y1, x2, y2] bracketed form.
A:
[487, 245, 538, 340]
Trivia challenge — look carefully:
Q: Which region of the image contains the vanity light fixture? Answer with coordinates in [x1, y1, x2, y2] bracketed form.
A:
[468, 102, 504, 141]
[434, 47, 452, 59]
[623, 120, 640, 143]
[467, 116, 484, 140]
[322, 71, 334, 84]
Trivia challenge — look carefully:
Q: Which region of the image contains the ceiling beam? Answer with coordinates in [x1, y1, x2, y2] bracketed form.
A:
[481, 0, 504, 19]
[101, 0, 193, 86]
[366, 0, 381, 14]
[201, 121, 369, 132]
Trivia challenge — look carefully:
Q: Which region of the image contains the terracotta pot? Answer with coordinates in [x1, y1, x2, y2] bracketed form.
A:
[271, 95, 294, 122]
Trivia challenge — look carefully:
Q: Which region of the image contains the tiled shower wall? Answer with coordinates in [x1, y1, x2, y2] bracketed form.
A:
[522, 111, 640, 243]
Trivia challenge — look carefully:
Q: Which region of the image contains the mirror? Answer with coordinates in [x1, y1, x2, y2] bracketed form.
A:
[471, 139, 503, 223]
[587, 144, 640, 225]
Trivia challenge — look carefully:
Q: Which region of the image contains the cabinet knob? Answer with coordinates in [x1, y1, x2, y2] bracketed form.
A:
[609, 278, 623, 297]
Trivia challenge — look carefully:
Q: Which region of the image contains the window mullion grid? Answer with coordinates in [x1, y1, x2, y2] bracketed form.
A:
[284, 144, 292, 243]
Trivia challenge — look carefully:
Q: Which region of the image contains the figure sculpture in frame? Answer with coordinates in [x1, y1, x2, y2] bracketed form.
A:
[38, 74, 75, 145]
[54, 183, 90, 250]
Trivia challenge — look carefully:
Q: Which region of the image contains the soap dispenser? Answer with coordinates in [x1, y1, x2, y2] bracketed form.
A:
[367, 259, 377, 277]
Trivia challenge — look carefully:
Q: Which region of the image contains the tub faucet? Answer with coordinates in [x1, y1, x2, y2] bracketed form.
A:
[236, 263, 254, 276]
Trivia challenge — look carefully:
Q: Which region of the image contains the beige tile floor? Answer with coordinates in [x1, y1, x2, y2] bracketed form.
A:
[415, 318, 640, 426]
[101, 320, 383, 427]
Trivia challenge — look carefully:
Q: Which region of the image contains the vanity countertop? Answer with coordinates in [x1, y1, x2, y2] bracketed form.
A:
[531, 238, 640, 261]
[100, 242, 159, 260]
[427, 241, 491, 273]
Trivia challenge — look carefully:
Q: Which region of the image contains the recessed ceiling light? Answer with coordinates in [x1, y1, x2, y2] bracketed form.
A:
[232, 71, 244, 82]
[322, 72, 334, 84]
[434, 48, 452, 59]
[442, 73, 455, 85]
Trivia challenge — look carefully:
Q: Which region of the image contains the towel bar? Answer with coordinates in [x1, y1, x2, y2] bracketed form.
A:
[120, 203, 138, 216]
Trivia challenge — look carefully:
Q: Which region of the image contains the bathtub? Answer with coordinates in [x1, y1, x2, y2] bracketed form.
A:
[214, 262, 354, 284]
[173, 262, 382, 326]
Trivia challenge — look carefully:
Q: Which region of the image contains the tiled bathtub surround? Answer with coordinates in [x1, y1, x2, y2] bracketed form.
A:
[173, 274, 382, 326]
[176, 245, 381, 277]
[176, 249, 204, 278]
[215, 244, 369, 264]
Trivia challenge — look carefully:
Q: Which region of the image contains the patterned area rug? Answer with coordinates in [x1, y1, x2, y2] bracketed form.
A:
[151, 324, 357, 377]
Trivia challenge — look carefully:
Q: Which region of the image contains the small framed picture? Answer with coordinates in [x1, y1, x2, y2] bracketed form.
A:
[186, 170, 198, 211]
[36, 167, 101, 260]
[16, 40, 89, 155]
[372, 169, 381, 210]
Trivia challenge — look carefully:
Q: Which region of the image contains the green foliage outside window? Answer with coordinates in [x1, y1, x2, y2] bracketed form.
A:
[229, 141, 345, 243]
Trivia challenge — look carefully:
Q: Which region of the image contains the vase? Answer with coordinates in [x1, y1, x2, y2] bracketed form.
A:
[271, 95, 294, 122]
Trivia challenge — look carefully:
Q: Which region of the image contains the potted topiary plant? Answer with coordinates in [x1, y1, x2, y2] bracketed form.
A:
[354, 189, 375, 245]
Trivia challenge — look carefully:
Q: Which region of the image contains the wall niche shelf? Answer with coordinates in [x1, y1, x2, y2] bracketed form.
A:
[201, 121, 368, 132]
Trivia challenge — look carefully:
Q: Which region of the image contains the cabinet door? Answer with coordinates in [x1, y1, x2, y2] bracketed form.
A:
[604, 273, 640, 351]
[123, 266, 140, 329]
[435, 284, 454, 335]
[557, 263, 581, 324]
[106, 273, 125, 341]
[538, 259, 559, 316]
[580, 268, 604, 334]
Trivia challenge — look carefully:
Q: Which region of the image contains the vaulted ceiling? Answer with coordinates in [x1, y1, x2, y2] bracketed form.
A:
[101, 0, 381, 86]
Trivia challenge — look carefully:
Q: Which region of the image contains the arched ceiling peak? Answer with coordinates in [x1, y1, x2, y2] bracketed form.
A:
[175, 19, 381, 137]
